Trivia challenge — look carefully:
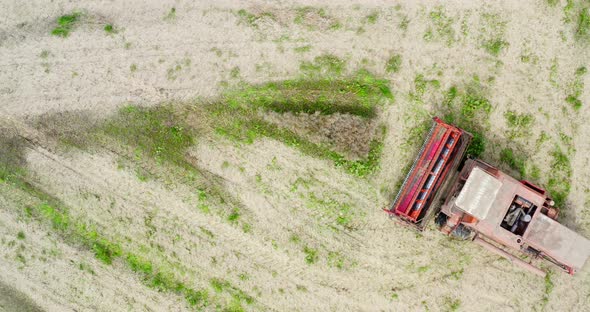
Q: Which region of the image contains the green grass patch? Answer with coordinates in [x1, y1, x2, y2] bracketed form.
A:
[444, 297, 461, 312]
[448, 268, 464, 280]
[440, 83, 492, 157]
[303, 246, 318, 264]
[31, 201, 119, 265]
[100, 105, 194, 168]
[294, 7, 335, 30]
[547, 148, 572, 207]
[479, 13, 508, 56]
[213, 56, 390, 177]
[51, 12, 81, 37]
[566, 95, 582, 110]
[541, 271, 554, 307]
[409, 74, 440, 103]
[225, 76, 388, 118]
[126, 254, 210, 308]
[505, 111, 534, 128]
[104, 24, 116, 34]
[365, 11, 379, 24]
[43, 55, 389, 185]
[399, 15, 410, 31]
[211, 278, 229, 293]
[294, 45, 312, 53]
[327, 251, 345, 269]
[289, 234, 301, 244]
[2, 172, 111, 265]
[230, 67, 240, 79]
[0, 163, 222, 310]
[566, 66, 587, 110]
[215, 117, 384, 177]
[564, 0, 576, 23]
[299, 54, 346, 77]
[504, 110, 534, 139]
[42, 104, 251, 230]
[236, 9, 275, 28]
[227, 209, 240, 224]
[236, 9, 257, 27]
[236, 9, 256, 26]
[294, 7, 323, 24]
[544, 271, 554, 295]
[209, 278, 253, 309]
[483, 39, 509, 56]
[500, 148, 527, 178]
[306, 193, 354, 227]
[164, 7, 176, 21]
[460, 92, 492, 119]
[425, 7, 455, 45]
[329, 21, 342, 31]
[466, 131, 486, 158]
[576, 8, 590, 40]
[385, 54, 402, 73]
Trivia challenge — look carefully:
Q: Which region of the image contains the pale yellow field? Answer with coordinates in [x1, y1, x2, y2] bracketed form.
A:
[1, 1, 589, 311]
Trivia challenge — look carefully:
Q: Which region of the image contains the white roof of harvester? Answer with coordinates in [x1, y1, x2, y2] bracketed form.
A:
[526, 213, 590, 271]
[455, 167, 503, 220]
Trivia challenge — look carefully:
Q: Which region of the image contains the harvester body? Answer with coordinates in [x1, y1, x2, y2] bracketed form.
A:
[386, 118, 590, 276]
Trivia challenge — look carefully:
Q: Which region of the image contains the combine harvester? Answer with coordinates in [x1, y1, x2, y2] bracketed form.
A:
[386, 117, 590, 276]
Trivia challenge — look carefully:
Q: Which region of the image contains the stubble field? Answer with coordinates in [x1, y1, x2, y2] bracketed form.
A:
[1, 1, 590, 311]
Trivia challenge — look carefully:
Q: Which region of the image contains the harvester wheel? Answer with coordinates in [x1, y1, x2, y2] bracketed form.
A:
[451, 224, 472, 240]
[435, 213, 448, 228]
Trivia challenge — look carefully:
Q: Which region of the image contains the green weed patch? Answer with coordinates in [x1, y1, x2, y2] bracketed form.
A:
[0, 163, 247, 310]
[215, 56, 391, 177]
[425, 7, 456, 45]
[547, 148, 572, 207]
[293, 7, 339, 31]
[215, 116, 384, 177]
[385, 54, 402, 73]
[225, 75, 390, 118]
[479, 13, 508, 56]
[104, 24, 116, 34]
[440, 82, 493, 157]
[576, 8, 590, 40]
[500, 148, 527, 178]
[299, 54, 346, 76]
[504, 110, 534, 139]
[236, 9, 275, 28]
[566, 66, 587, 110]
[51, 12, 81, 37]
[303, 246, 319, 264]
[100, 105, 195, 168]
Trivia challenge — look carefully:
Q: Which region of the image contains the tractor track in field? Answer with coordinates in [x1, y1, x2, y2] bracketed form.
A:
[5, 114, 470, 310]
[2, 116, 387, 311]
[0, 185, 190, 311]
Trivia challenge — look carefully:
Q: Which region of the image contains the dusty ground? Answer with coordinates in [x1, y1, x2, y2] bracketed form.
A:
[1, 0, 590, 311]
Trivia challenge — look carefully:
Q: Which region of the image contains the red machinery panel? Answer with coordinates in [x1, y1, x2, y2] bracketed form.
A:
[386, 117, 469, 226]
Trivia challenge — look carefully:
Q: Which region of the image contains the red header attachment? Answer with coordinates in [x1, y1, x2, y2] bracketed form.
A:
[386, 117, 470, 227]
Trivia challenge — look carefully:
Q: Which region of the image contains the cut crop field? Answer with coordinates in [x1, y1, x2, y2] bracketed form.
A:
[1, 1, 590, 311]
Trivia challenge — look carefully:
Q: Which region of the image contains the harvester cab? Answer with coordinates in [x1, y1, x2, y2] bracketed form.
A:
[386, 117, 590, 276]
